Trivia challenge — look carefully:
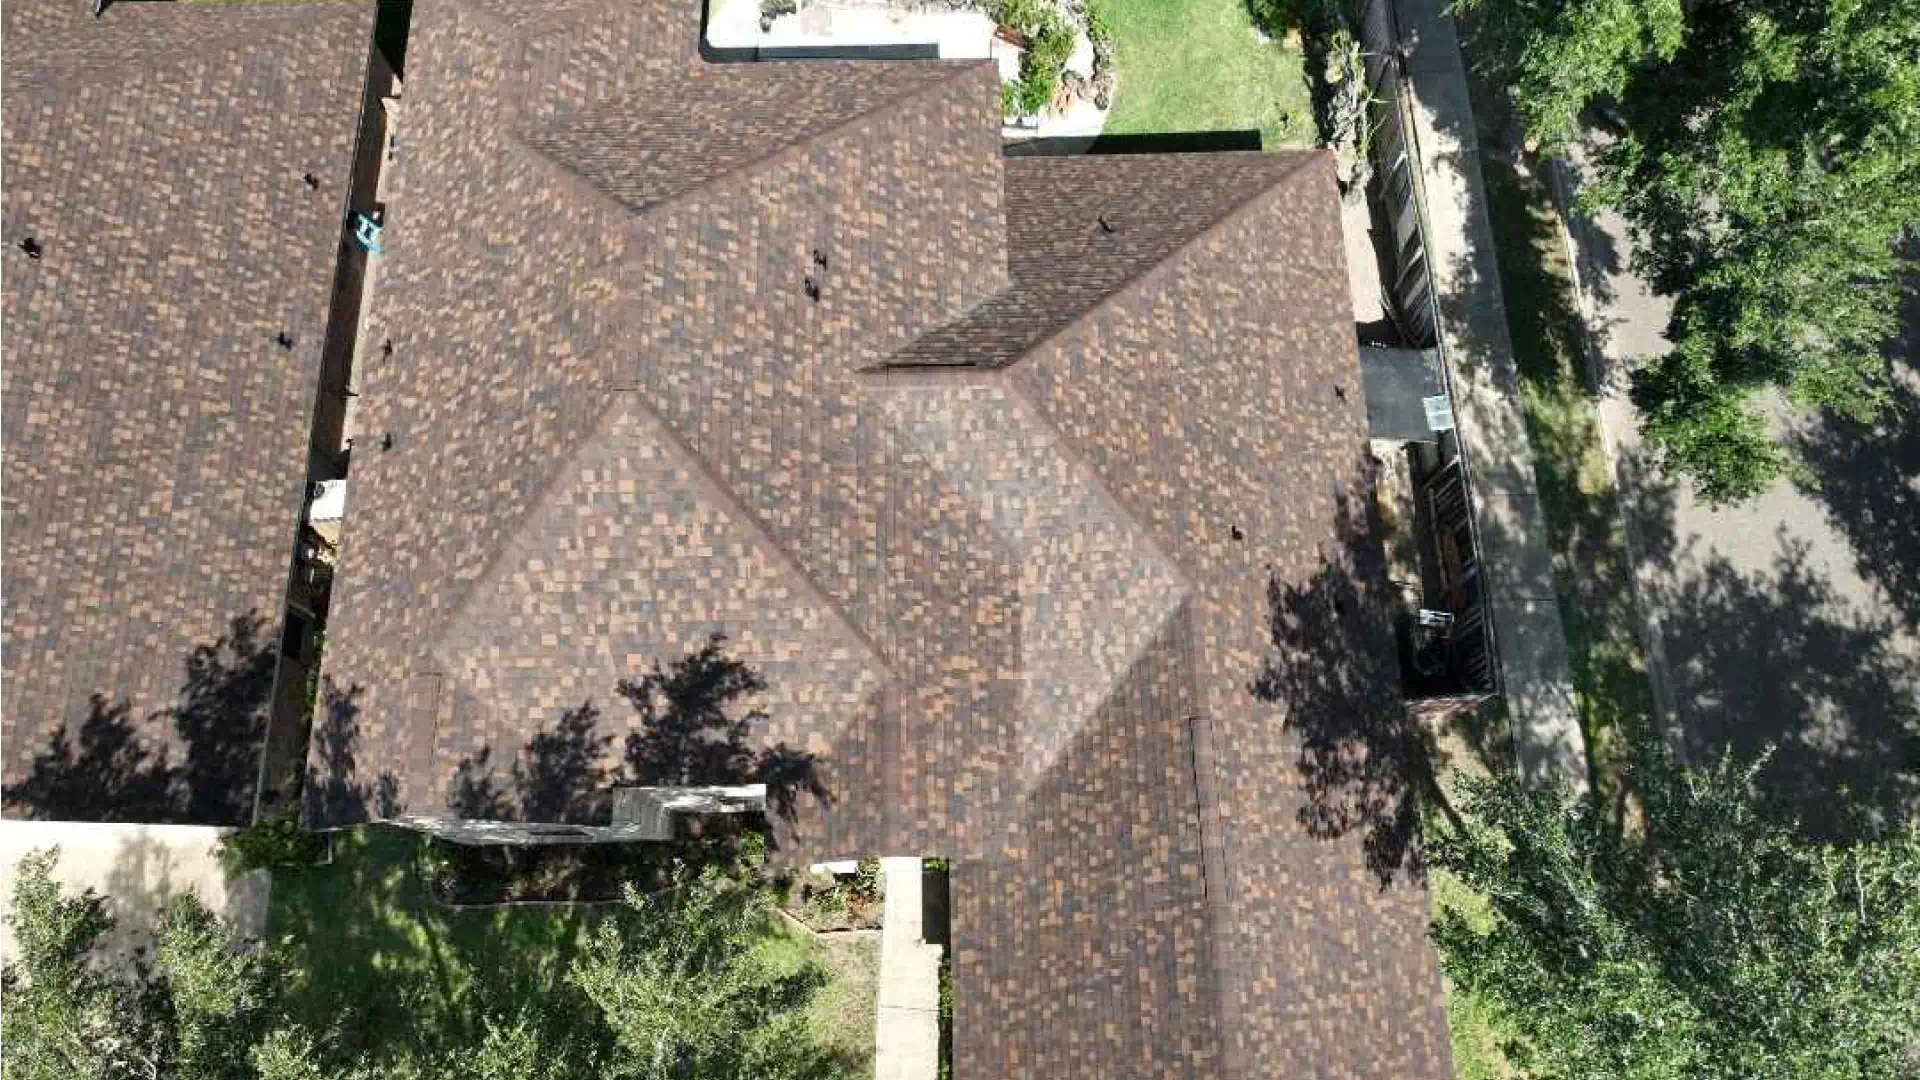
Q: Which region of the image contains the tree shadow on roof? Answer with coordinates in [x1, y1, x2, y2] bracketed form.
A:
[304, 679, 401, 826]
[446, 634, 829, 827]
[4, 614, 276, 826]
[1251, 480, 1454, 887]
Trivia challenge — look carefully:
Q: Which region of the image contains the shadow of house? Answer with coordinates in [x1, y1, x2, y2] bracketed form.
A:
[4, 616, 276, 826]
[431, 636, 828, 842]
[1251, 487, 1455, 887]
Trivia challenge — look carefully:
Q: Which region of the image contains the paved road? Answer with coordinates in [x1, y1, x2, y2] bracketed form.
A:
[1556, 145, 1920, 839]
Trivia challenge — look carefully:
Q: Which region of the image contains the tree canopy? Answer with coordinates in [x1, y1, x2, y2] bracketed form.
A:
[1, 848, 289, 1080]
[1457, 0, 1920, 503]
[2, 848, 852, 1080]
[1428, 731, 1920, 1080]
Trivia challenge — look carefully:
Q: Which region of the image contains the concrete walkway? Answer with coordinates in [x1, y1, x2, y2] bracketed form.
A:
[0, 821, 270, 971]
[1393, 0, 1586, 787]
[873, 857, 942, 1080]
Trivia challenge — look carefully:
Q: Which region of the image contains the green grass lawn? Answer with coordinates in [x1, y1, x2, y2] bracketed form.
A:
[268, 826, 607, 1062]
[761, 921, 882, 1078]
[1093, 0, 1313, 150]
[269, 827, 879, 1072]
[1428, 868, 1517, 1080]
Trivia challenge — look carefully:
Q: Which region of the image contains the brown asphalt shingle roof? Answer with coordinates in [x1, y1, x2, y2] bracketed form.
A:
[313, 0, 1453, 1074]
[2, 0, 374, 824]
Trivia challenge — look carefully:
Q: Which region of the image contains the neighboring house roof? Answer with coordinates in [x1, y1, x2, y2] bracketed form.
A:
[313, 0, 1452, 1075]
[1, 0, 373, 824]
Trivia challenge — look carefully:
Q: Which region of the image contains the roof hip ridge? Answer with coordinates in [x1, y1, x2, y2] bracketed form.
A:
[1001, 150, 1327, 370]
[427, 386, 894, 682]
[522, 58, 1002, 222]
[852, 362, 1195, 596]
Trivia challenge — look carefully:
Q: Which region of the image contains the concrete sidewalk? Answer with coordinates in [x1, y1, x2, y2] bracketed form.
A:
[873, 857, 942, 1080]
[1392, 0, 1586, 787]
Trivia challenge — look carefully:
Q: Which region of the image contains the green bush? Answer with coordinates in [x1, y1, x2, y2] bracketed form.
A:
[217, 819, 324, 876]
[991, 0, 1075, 118]
[737, 829, 768, 873]
[853, 856, 882, 902]
[1247, 0, 1338, 35]
[1013, 68, 1059, 116]
[812, 884, 847, 917]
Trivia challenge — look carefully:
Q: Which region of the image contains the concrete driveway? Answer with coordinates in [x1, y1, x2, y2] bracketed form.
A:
[1557, 144, 1920, 838]
[0, 821, 270, 971]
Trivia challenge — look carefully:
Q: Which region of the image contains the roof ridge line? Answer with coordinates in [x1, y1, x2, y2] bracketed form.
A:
[604, 389, 896, 677]
[1002, 151, 1328, 370]
[420, 379, 631, 674]
[432, 382, 894, 682]
[993, 369, 1197, 598]
[508, 131, 646, 221]
[538, 59, 1000, 222]
[852, 359, 1194, 603]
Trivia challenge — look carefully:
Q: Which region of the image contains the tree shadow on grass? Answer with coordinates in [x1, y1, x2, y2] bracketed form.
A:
[1251, 473, 1456, 887]
[4, 614, 276, 826]
[267, 823, 609, 1072]
[446, 634, 830, 828]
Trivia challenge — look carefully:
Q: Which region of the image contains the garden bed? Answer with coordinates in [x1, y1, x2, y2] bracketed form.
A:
[775, 859, 885, 932]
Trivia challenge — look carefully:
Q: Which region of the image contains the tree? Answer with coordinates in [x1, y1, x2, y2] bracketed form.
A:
[2, 849, 122, 1080]
[1428, 731, 1920, 1080]
[571, 865, 846, 1080]
[1456, 0, 1920, 502]
[1, 848, 294, 1080]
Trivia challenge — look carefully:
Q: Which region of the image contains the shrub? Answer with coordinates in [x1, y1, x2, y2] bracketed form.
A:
[1000, 81, 1022, 118]
[738, 828, 768, 873]
[992, 0, 1074, 118]
[812, 884, 847, 917]
[853, 856, 882, 902]
[217, 819, 324, 876]
[1013, 68, 1059, 116]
